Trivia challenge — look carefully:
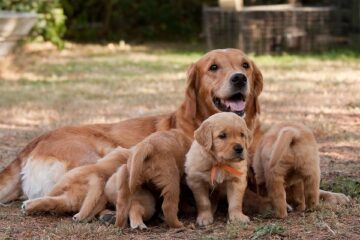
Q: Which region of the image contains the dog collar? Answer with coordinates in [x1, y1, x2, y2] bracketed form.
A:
[210, 163, 243, 185]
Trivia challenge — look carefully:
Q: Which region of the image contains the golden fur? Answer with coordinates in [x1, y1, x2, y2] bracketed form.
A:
[105, 167, 156, 229]
[115, 129, 192, 228]
[185, 112, 250, 226]
[252, 122, 321, 218]
[21, 147, 129, 221]
[0, 49, 349, 212]
[0, 49, 263, 204]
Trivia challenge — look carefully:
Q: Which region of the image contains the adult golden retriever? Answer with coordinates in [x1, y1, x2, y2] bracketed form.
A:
[0, 49, 348, 209]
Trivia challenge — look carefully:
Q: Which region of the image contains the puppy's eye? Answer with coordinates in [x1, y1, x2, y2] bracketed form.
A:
[242, 62, 250, 69]
[209, 64, 219, 72]
[218, 132, 227, 139]
[240, 133, 245, 138]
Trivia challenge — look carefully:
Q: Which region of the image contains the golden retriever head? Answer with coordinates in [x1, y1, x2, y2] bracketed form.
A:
[183, 49, 263, 129]
[194, 112, 251, 163]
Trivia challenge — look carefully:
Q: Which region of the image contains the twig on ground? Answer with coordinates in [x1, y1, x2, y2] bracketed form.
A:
[324, 223, 336, 236]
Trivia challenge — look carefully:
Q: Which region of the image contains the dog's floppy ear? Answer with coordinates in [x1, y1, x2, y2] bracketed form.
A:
[183, 63, 198, 120]
[245, 61, 263, 129]
[194, 121, 212, 151]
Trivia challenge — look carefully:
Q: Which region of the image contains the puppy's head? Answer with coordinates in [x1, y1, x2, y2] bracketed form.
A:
[194, 112, 251, 163]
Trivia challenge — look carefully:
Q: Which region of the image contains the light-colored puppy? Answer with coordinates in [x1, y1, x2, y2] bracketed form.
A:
[21, 147, 128, 222]
[104, 165, 156, 229]
[115, 129, 192, 228]
[253, 122, 320, 218]
[185, 112, 251, 226]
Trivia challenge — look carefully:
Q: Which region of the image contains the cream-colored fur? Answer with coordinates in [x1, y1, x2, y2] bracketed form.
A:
[21, 147, 128, 222]
[186, 112, 250, 226]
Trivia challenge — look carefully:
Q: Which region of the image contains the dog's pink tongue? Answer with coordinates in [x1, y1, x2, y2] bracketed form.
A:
[225, 100, 245, 111]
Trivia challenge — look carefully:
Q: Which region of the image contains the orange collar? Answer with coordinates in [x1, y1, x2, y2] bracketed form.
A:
[210, 163, 243, 185]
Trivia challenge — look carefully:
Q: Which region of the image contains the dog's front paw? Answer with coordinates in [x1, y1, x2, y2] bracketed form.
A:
[229, 211, 250, 223]
[196, 211, 213, 226]
[320, 190, 350, 206]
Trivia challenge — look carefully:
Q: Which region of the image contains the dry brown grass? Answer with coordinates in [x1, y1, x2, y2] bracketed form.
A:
[0, 42, 359, 239]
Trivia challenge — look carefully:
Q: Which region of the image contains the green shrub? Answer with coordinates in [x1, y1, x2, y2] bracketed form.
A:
[0, 0, 66, 49]
[61, 0, 216, 42]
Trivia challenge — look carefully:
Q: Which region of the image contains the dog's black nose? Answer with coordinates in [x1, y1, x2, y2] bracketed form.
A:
[233, 144, 243, 154]
[230, 73, 247, 88]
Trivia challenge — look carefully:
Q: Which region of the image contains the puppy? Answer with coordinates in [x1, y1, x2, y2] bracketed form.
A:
[185, 112, 251, 226]
[104, 165, 156, 229]
[252, 122, 320, 218]
[21, 146, 128, 222]
[115, 129, 192, 228]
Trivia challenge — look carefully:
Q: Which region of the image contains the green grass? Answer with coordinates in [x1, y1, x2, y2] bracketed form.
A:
[321, 177, 360, 200]
[251, 223, 286, 240]
[0, 43, 359, 239]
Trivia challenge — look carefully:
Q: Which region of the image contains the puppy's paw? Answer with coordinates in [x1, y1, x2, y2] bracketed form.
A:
[72, 213, 81, 222]
[130, 221, 147, 230]
[196, 211, 213, 226]
[275, 208, 288, 218]
[295, 202, 306, 212]
[21, 200, 33, 215]
[21, 201, 28, 214]
[169, 220, 184, 229]
[321, 191, 350, 206]
[229, 211, 250, 224]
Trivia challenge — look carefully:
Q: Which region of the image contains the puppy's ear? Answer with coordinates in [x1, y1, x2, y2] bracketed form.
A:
[194, 121, 212, 151]
[245, 61, 263, 129]
[183, 63, 198, 120]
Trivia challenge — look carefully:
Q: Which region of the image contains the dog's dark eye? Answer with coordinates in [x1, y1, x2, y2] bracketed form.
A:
[240, 133, 245, 138]
[209, 64, 219, 72]
[242, 62, 250, 69]
[218, 132, 227, 139]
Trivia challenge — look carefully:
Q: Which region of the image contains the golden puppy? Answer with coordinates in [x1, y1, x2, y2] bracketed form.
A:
[21, 147, 128, 222]
[185, 112, 251, 226]
[104, 165, 156, 229]
[252, 122, 320, 218]
[115, 129, 192, 228]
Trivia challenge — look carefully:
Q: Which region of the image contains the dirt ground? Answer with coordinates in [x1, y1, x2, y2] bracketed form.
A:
[0, 43, 359, 239]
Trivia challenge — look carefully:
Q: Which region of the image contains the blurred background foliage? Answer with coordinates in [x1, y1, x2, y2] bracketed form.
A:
[0, 0, 66, 48]
[0, 0, 358, 48]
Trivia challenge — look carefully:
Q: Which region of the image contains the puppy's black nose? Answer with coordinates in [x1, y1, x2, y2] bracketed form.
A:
[230, 73, 247, 88]
[233, 144, 243, 155]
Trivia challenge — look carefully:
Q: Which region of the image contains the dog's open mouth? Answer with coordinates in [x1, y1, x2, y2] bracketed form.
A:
[213, 92, 246, 116]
